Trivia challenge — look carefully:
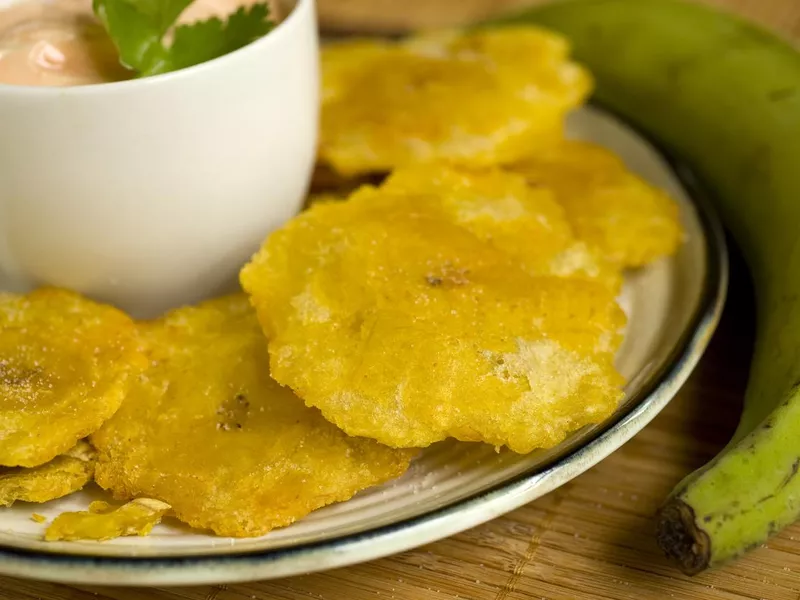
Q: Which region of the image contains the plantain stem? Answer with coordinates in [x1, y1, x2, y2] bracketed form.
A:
[656, 499, 711, 575]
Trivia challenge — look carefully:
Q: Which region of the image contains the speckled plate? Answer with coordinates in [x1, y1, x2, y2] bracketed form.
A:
[0, 105, 727, 586]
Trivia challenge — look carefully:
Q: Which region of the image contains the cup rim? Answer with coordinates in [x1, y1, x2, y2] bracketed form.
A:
[0, 0, 312, 96]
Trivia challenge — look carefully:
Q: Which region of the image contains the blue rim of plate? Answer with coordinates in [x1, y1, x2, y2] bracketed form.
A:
[0, 107, 729, 586]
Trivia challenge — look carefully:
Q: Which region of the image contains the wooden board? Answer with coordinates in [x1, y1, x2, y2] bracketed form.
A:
[316, 0, 800, 41]
[4, 1, 800, 598]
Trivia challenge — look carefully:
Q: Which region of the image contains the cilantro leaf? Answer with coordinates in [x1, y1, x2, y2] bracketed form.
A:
[93, 0, 273, 77]
[167, 5, 274, 74]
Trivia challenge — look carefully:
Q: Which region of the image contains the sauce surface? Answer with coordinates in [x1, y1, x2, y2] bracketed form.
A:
[0, 0, 271, 86]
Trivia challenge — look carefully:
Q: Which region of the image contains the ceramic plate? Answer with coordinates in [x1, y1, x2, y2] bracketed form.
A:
[0, 105, 728, 586]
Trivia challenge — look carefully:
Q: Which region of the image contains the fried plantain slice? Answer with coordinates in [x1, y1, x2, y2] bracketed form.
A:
[321, 38, 396, 104]
[0, 440, 96, 507]
[87, 501, 112, 513]
[241, 188, 626, 453]
[0, 288, 146, 467]
[320, 26, 591, 176]
[44, 497, 170, 542]
[91, 295, 414, 538]
[509, 140, 684, 267]
[381, 165, 621, 290]
[302, 191, 348, 211]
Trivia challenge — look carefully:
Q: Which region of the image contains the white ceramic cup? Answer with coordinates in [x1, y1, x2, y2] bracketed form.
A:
[0, 0, 319, 318]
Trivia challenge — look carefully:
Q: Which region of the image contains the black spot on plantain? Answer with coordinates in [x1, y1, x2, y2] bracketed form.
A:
[776, 458, 800, 493]
[750, 462, 799, 509]
[769, 521, 778, 535]
[785, 379, 800, 397]
[755, 493, 775, 506]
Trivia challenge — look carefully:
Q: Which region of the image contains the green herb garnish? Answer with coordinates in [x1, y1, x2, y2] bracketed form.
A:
[92, 0, 274, 77]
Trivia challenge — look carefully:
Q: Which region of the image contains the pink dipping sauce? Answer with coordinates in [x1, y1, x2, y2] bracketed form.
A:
[0, 0, 269, 86]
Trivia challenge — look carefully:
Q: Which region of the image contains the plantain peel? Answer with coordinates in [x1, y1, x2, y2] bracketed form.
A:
[0, 288, 147, 468]
[0, 440, 96, 507]
[381, 165, 621, 291]
[241, 187, 626, 452]
[509, 140, 683, 268]
[91, 295, 413, 538]
[320, 26, 591, 176]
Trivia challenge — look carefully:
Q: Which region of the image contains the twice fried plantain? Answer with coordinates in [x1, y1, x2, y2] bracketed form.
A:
[320, 26, 591, 176]
[509, 140, 683, 267]
[44, 498, 170, 541]
[0, 440, 96, 507]
[0, 288, 146, 467]
[91, 295, 414, 538]
[381, 165, 621, 290]
[241, 188, 626, 453]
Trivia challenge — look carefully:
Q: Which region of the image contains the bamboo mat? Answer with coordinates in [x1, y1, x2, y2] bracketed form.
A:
[4, 1, 800, 599]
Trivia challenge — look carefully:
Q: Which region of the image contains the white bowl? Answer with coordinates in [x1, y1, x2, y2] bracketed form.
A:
[0, 0, 319, 317]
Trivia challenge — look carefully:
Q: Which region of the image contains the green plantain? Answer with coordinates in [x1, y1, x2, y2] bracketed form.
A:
[488, 0, 800, 574]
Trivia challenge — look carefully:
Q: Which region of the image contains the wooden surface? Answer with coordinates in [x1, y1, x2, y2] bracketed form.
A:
[6, 1, 800, 599]
[316, 0, 800, 41]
